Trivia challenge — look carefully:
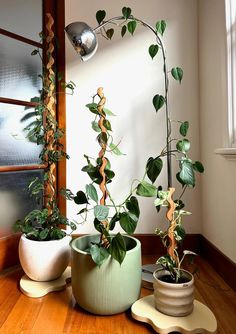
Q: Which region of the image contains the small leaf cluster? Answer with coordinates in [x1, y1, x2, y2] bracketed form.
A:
[14, 42, 76, 241]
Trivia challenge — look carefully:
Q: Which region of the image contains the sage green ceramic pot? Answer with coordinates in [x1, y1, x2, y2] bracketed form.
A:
[70, 234, 142, 315]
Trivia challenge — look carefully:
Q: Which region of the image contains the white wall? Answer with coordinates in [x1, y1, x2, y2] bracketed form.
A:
[199, 0, 236, 262]
[65, 1, 201, 235]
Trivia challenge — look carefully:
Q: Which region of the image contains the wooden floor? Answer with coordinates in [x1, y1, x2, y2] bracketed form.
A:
[0, 255, 235, 334]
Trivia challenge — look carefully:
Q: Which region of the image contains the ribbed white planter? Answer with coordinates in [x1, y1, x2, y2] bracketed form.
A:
[19, 234, 71, 281]
[153, 269, 194, 317]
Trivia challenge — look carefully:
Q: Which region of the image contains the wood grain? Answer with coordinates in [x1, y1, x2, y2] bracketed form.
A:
[0, 256, 235, 334]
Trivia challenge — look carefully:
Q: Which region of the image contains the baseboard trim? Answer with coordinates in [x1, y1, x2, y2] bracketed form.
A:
[199, 235, 236, 291]
[0, 233, 235, 291]
[0, 234, 20, 271]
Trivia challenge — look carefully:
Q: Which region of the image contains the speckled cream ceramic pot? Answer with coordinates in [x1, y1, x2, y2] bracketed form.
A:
[153, 268, 194, 317]
[70, 234, 142, 315]
[19, 234, 71, 281]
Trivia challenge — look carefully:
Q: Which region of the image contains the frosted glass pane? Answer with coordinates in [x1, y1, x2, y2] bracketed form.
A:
[0, 35, 42, 101]
[0, 170, 43, 238]
[0, 103, 42, 166]
[0, 0, 42, 42]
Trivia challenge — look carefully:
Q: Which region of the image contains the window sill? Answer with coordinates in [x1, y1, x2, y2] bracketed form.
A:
[214, 148, 236, 160]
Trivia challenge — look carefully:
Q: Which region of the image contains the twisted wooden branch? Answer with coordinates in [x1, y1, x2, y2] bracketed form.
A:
[44, 13, 56, 213]
[166, 187, 178, 263]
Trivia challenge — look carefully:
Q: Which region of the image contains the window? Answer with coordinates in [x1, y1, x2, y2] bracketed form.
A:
[0, 0, 66, 270]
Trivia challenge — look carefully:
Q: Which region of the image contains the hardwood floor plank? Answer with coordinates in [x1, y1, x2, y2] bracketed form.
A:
[0, 256, 235, 333]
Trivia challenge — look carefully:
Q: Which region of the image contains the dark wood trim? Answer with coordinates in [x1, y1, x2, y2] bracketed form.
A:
[0, 28, 42, 48]
[55, 0, 66, 216]
[199, 235, 236, 291]
[0, 234, 20, 271]
[0, 164, 46, 172]
[0, 97, 37, 108]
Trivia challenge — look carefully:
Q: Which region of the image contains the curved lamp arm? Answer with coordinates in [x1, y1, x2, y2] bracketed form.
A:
[65, 15, 172, 188]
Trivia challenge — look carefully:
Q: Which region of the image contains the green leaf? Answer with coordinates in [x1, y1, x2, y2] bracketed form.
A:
[121, 25, 127, 37]
[179, 160, 195, 187]
[179, 121, 189, 137]
[127, 20, 137, 35]
[94, 218, 106, 233]
[96, 10, 106, 24]
[39, 229, 49, 240]
[149, 44, 159, 59]
[106, 28, 114, 40]
[152, 94, 165, 112]
[171, 67, 183, 83]
[74, 191, 88, 205]
[86, 103, 98, 114]
[109, 213, 120, 230]
[110, 233, 126, 265]
[103, 107, 116, 116]
[146, 157, 163, 183]
[86, 184, 98, 203]
[91, 121, 101, 132]
[156, 20, 166, 36]
[176, 139, 190, 153]
[120, 212, 137, 234]
[90, 244, 109, 267]
[174, 225, 186, 242]
[125, 196, 140, 220]
[193, 161, 204, 173]
[97, 132, 108, 145]
[94, 205, 109, 221]
[103, 119, 112, 131]
[122, 6, 132, 19]
[109, 142, 125, 155]
[136, 181, 157, 197]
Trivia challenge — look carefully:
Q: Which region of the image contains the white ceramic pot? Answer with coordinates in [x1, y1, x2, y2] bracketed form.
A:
[153, 269, 194, 317]
[70, 234, 142, 315]
[19, 234, 71, 281]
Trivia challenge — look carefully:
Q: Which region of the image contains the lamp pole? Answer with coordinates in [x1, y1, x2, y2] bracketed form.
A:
[65, 15, 172, 188]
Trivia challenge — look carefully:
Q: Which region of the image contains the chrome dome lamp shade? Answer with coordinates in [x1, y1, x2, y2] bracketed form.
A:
[65, 22, 98, 61]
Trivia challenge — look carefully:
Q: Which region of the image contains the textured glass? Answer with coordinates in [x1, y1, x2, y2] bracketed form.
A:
[0, 35, 42, 101]
[0, 0, 42, 42]
[0, 103, 42, 166]
[0, 170, 43, 238]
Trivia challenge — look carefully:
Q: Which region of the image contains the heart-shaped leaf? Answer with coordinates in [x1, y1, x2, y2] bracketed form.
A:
[179, 160, 195, 187]
[149, 44, 159, 59]
[193, 161, 204, 173]
[96, 10, 106, 25]
[156, 20, 166, 36]
[120, 212, 137, 234]
[110, 233, 126, 264]
[86, 184, 98, 203]
[122, 7, 132, 19]
[136, 181, 157, 197]
[171, 67, 183, 83]
[127, 20, 137, 35]
[125, 196, 140, 220]
[106, 28, 114, 40]
[153, 94, 165, 112]
[94, 205, 109, 221]
[121, 25, 127, 37]
[179, 121, 189, 137]
[176, 139, 190, 153]
[90, 244, 109, 267]
[74, 191, 88, 205]
[146, 157, 163, 183]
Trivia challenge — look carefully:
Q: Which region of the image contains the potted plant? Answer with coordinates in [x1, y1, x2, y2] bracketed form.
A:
[65, 6, 204, 317]
[64, 87, 142, 315]
[13, 13, 76, 282]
